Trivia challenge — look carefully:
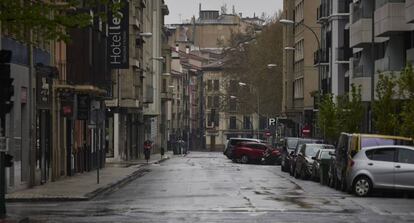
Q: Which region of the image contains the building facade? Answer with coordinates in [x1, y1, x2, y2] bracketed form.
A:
[349, 0, 414, 131]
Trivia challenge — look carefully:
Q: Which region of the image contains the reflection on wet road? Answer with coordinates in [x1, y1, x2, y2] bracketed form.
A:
[8, 152, 414, 222]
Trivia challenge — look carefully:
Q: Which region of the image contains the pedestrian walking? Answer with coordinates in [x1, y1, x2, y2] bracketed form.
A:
[144, 140, 152, 163]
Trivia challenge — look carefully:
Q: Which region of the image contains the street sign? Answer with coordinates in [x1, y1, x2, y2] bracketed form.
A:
[269, 116, 288, 126]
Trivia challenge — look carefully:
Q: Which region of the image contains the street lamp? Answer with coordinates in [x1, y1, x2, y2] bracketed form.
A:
[284, 47, 295, 51]
[280, 18, 322, 137]
[267, 64, 278, 69]
[230, 95, 237, 99]
[139, 32, 153, 38]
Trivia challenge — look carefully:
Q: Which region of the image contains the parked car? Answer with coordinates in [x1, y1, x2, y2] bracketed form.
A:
[262, 146, 282, 165]
[310, 148, 335, 184]
[224, 138, 262, 159]
[289, 138, 323, 176]
[280, 137, 300, 172]
[347, 145, 414, 197]
[294, 144, 334, 179]
[232, 142, 268, 164]
[328, 133, 413, 191]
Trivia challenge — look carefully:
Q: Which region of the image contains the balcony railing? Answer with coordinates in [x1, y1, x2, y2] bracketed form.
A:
[317, 3, 329, 21]
[336, 47, 352, 62]
[376, 0, 405, 9]
[352, 3, 372, 24]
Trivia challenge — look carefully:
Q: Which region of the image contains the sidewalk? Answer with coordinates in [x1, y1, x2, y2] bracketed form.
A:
[5, 152, 171, 202]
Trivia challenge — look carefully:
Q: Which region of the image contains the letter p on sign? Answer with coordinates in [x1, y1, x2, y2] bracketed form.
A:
[269, 118, 276, 126]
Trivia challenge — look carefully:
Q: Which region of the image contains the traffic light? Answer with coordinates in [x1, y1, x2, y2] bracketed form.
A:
[4, 154, 13, 167]
[0, 50, 13, 115]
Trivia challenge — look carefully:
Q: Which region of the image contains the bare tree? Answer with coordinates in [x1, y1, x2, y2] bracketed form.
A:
[222, 21, 284, 117]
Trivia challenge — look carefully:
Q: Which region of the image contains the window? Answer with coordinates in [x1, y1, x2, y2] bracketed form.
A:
[213, 95, 220, 108]
[398, 149, 414, 164]
[229, 97, 237, 112]
[207, 96, 212, 108]
[243, 116, 251, 129]
[293, 78, 304, 99]
[229, 80, 238, 93]
[207, 112, 212, 126]
[207, 80, 212, 91]
[229, 116, 237, 129]
[214, 113, 220, 127]
[213, 80, 220, 91]
[365, 148, 395, 162]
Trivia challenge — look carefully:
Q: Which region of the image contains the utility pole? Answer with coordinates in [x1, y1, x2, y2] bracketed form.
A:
[370, 0, 375, 133]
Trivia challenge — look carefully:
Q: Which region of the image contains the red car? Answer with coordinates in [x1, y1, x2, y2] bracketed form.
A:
[262, 146, 282, 165]
[233, 142, 274, 164]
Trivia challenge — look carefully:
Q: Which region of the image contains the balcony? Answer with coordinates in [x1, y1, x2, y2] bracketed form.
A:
[351, 18, 380, 48]
[374, 0, 412, 37]
[352, 58, 370, 78]
[406, 0, 414, 23]
[375, 56, 405, 74]
[336, 47, 352, 63]
[317, 3, 329, 23]
[314, 49, 328, 65]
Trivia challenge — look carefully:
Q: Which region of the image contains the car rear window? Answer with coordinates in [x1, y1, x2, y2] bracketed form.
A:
[287, 139, 299, 149]
[305, 146, 321, 157]
[321, 151, 333, 159]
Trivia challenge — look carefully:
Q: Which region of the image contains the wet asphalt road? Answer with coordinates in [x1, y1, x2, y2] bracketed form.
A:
[7, 152, 414, 222]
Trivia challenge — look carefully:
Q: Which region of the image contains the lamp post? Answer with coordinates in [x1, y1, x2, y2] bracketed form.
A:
[280, 19, 321, 137]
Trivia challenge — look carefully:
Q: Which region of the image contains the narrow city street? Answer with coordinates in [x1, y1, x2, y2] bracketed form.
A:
[7, 152, 414, 222]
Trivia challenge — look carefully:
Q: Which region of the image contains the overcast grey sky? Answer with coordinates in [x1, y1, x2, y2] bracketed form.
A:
[165, 0, 283, 24]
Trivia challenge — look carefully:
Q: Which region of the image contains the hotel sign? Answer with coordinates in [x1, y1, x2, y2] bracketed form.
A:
[108, 0, 129, 69]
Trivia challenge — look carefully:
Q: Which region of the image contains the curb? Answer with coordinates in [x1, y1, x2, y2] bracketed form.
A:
[87, 156, 170, 199]
[6, 156, 171, 202]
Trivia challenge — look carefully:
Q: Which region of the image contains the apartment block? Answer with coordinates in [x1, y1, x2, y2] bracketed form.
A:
[349, 0, 414, 131]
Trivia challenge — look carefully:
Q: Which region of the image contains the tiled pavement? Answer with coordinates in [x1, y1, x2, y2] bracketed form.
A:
[5, 153, 172, 202]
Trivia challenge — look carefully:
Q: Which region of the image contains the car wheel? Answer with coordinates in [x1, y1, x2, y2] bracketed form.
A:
[353, 176, 372, 197]
[300, 167, 307, 180]
[240, 155, 249, 164]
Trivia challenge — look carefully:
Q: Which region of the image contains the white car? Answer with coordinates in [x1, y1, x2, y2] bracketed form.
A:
[347, 145, 414, 197]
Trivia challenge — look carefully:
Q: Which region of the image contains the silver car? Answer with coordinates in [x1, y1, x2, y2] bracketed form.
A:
[347, 145, 414, 197]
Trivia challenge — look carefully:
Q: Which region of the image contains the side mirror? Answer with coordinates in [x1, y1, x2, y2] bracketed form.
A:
[311, 156, 316, 160]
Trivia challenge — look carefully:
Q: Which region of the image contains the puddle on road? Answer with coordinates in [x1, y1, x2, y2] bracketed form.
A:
[267, 196, 313, 209]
